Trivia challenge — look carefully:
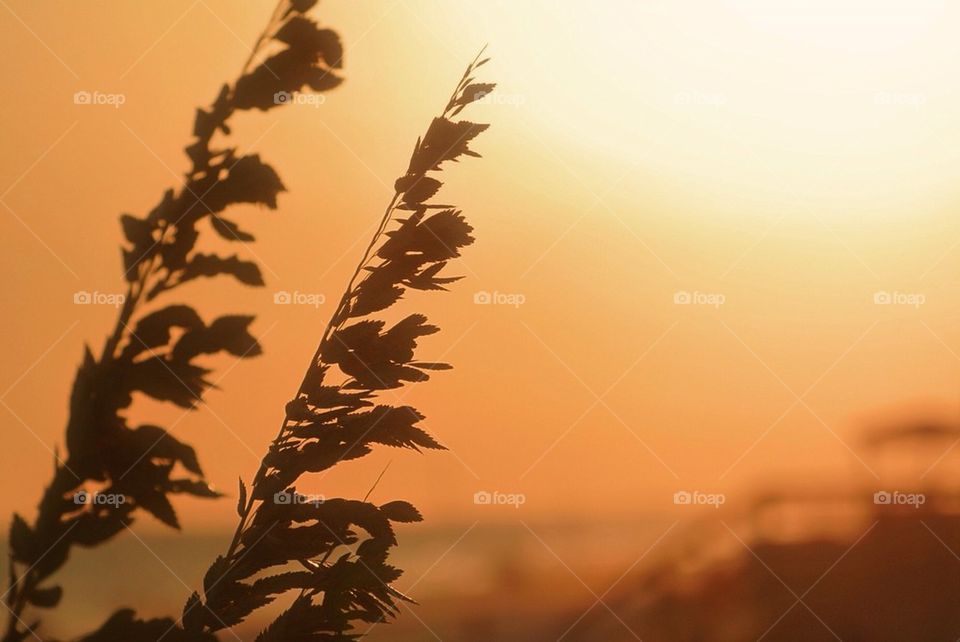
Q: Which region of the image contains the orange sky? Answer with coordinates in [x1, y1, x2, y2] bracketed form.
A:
[3, 0, 960, 534]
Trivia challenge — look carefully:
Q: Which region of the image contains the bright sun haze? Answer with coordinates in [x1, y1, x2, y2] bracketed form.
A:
[2, 0, 960, 532]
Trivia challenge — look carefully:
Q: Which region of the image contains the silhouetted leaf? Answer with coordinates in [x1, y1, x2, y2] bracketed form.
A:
[322, 315, 439, 389]
[202, 555, 231, 595]
[379, 501, 422, 523]
[126, 356, 210, 408]
[275, 17, 343, 69]
[233, 40, 343, 111]
[284, 0, 319, 18]
[408, 118, 489, 174]
[458, 82, 496, 104]
[173, 315, 261, 361]
[9, 514, 34, 564]
[396, 174, 442, 205]
[306, 67, 342, 92]
[27, 585, 62, 609]
[181, 253, 265, 288]
[342, 405, 444, 451]
[211, 216, 256, 242]
[410, 361, 452, 370]
[182, 591, 205, 632]
[121, 305, 203, 360]
[417, 209, 475, 259]
[137, 488, 180, 529]
[167, 479, 221, 498]
[64, 348, 105, 474]
[205, 155, 286, 211]
[127, 424, 203, 475]
[237, 478, 247, 517]
[404, 261, 463, 291]
[378, 209, 474, 263]
[121, 214, 153, 248]
[304, 380, 374, 411]
[254, 594, 311, 642]
[383, 314, 440, 357]
[351, 263, 409, 317]
[450, 82, 496, 116]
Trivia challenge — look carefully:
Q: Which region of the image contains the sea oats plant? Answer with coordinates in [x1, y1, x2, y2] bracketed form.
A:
[3, 2, 343, 640]
[167, 52, 494, 641]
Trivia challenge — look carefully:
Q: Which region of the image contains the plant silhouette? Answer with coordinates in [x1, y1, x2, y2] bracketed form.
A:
[149, 52, 493, 641]
[2, 2, 343, 640]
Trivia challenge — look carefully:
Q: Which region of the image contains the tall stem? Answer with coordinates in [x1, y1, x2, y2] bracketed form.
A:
[222, 192, 401, 564]
[316, 192, 401, 356]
